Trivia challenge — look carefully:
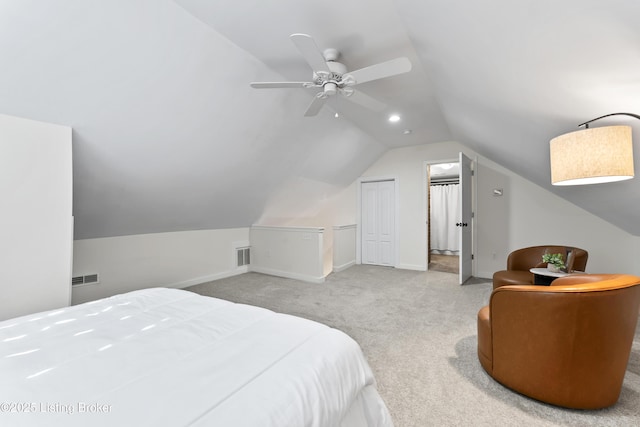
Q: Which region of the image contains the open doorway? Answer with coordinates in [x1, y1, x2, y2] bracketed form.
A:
[427, 162, 460, 274]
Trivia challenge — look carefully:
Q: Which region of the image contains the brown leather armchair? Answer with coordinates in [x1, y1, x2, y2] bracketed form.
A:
[492, 245, 588, 290]
[477, 274, 640, 409]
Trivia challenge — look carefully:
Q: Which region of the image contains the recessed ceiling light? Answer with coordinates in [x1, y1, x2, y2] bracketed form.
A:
[403, 129, 412, 135]
[388, 114, 401, 123]
[334, 113, 339, 118]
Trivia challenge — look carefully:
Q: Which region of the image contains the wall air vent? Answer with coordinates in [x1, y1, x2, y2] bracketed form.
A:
[72, 274, 100, 286]
[237, 247, 250, 267]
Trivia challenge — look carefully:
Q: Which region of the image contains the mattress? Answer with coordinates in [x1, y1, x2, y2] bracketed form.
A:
[0, 288, 393, 426]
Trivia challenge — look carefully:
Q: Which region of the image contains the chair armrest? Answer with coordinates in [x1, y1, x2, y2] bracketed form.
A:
[551, 274, 640, 289]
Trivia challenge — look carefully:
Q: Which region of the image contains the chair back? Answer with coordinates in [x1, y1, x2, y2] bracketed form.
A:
[487, 274, 640, 408]
[506, 245, 588, 272]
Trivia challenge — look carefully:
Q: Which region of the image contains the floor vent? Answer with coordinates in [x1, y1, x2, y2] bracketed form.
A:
[72, 274, 99, 286]
[237, 247, 250, 267]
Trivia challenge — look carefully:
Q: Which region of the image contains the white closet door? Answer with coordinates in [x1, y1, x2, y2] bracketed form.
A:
[361, 180, 395, 266]
[361, 182, 378, 265]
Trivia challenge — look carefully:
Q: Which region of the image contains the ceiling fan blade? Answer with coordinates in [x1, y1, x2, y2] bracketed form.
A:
[250, 82, 313, 89]
[304, 94, 328, 117]
[290, 33, 330, 73]
[344, 90, 387, 112]
[344, 57, 412, 86]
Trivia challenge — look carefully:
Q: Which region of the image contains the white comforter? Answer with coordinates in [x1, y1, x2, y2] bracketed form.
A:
[0, 288, 392, 427]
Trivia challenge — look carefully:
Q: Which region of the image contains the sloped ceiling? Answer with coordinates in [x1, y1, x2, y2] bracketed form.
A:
[1, 0, 639, 239]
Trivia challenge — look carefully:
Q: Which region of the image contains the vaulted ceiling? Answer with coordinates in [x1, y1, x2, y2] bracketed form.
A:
[1, 0, 639, 239]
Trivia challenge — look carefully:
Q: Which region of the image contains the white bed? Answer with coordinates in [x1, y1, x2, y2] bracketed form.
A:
[0, 288, 393, 426]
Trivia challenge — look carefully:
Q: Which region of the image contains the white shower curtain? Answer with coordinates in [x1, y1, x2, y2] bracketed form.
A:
[430, 184, 460, 254]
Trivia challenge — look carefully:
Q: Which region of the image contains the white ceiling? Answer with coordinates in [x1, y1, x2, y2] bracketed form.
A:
[1, 0, 639, 238]
[430, 163, 459, 180]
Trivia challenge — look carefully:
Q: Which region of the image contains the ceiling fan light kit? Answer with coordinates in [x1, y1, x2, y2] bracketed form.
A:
[250, 33, 412, 117]
[550, 113, 638, 186]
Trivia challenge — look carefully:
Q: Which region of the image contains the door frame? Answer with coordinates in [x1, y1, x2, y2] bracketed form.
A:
[356, 176, 399, 267]
[458, 152, 473, 284]
[423, 157, 477, 276]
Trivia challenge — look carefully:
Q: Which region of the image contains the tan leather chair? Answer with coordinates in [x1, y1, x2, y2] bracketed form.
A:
[477, 274, 640, 409]
[492, 245, 588, 290]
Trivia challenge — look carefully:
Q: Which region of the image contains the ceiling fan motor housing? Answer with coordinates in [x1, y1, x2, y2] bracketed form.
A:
[313, 60, 348, 95]
[323, 82, 338, 95]
[326, 60, 347, 76]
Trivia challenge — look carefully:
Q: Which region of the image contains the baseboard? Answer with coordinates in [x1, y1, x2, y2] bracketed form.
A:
[167, 266, 249, 289]
[396, 263, 427, 271]
[333, 260, 355, 273]
[475, 271, 494, 281]
[250, 266, 325, 284]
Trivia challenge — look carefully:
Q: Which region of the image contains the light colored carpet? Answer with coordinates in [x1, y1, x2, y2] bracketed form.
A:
[186, 266, 640, 427]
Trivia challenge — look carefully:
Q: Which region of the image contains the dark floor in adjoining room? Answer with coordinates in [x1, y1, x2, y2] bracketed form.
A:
[429, 253, 459, 274]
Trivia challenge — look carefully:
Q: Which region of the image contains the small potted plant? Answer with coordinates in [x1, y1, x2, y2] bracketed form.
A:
[542, 253, 565, 273]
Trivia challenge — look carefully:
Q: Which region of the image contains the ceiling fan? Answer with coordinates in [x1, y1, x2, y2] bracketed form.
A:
[250, 34, 412, 117]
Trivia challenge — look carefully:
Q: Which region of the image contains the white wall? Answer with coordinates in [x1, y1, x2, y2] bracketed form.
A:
[503, 163, 638, 276]
[73, 224, 330, 305]
[72, 228, 249, 304]
[255, 175, 364, 276]
[70, 139, 640, 307]
[333, 225, 357, 272]
[250, 226, 325, 283]
[0, 114, 73, 320]
[351, 141, 639, 278]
